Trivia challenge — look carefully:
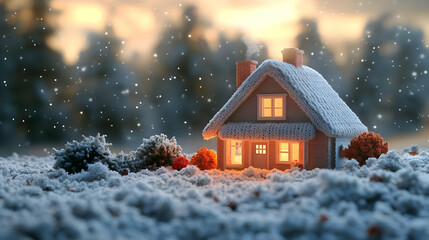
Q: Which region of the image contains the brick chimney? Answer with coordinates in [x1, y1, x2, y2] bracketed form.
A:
[236, 60, 258, 89]
[282, 48, 304, 68]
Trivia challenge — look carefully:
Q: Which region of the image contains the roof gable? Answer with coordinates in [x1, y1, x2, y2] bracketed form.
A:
[202, 59, 367, 139]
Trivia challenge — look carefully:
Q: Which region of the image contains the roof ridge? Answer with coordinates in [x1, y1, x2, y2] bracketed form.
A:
[202, 60, 367, 139]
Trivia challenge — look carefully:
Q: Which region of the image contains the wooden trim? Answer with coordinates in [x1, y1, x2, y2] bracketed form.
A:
[257, 94, 287, 120]
[217, 137, 225, 170]
[328, 138, 336, 169]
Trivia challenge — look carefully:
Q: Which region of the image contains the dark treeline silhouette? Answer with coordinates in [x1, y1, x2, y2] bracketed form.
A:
[0, 1, 427, 149]
[297, 16, 429, 136]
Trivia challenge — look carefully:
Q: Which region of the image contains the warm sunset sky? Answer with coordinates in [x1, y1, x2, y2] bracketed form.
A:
[18, 0, 429, 65]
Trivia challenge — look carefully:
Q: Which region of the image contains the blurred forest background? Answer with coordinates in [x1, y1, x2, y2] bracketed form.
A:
[0, 0, 428, 155]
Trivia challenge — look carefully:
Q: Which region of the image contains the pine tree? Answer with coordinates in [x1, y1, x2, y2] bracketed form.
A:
[296, 19, 348, 95]
[71, 26, 140, 141]
[0, 3, 21, 143]
[349, 15, 429, 135]
[9, 0, 68, 142]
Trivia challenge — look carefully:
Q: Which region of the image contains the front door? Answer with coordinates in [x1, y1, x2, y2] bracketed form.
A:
[252, 142, 268, 169]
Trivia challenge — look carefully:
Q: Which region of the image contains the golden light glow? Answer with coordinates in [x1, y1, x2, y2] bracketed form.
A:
[279, 142, 300, 162]
[261, 96, 284, 118]
[228, 140, 242, 165]
[30, 0, 429, 65]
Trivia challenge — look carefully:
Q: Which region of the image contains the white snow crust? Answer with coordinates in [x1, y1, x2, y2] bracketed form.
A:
[1, 149, 429, 239]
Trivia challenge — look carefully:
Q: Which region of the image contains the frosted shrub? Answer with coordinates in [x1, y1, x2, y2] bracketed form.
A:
[105, 151, 142, 173]
[53, 134, 113, 174]
[341, 132, 388, 166]
[135, 134, 183, 171]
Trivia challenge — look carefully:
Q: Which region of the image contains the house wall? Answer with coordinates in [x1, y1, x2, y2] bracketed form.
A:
[217, 138, 250, 171]
[217, 137, 225, 170]
[334, 137, 351, 169]
[227, 76, 310, 123]
[307, 130, 329, 169]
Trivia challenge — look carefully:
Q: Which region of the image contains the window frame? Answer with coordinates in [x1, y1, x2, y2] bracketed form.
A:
[257, 94, 287, 120]
[255, 144, 267, 155]
[225, 140, 243, 167]
[277, 141, 301, 164]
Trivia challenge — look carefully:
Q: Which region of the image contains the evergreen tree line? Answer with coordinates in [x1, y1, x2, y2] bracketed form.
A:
[0, 1, 427, 147]
[297, 16, 429, 136]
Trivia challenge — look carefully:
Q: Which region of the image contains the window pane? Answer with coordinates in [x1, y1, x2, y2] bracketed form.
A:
[263, 98, 272, 108]
[280, 142, 289, 152]
[262, 145, 266, 149]
[263, 108, 272, 117]
[262, 150, 266, 154]
[274, 108, 283, 117]
[280, 152, 289, 162]
[274, 97, 283, 108]
[229, 140, 242, 165]
[292, 143, 300, 163]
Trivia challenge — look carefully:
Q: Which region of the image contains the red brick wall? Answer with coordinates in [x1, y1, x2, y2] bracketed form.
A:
[236, 60, 258, 89]
[281, 48, 304, 68]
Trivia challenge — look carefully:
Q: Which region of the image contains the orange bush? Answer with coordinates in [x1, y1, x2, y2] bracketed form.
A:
[191, 148, 217, 170]
[341, 132, 388, 165]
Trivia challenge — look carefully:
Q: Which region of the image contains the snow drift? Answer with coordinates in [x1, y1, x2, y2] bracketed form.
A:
[1, 149, 429, 239]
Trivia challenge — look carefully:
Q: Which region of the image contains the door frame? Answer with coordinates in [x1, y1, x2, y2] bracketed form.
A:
[250, 141, 269, 169]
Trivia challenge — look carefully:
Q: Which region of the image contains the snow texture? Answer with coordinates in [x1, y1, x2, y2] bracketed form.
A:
[203, 60, 368, 140]
[2, 149, 429, 239]
[219, 122, 315, 141]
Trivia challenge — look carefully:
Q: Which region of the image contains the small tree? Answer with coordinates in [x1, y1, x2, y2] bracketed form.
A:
[341, 132, 388, 165]
[135, 134, 183, 170]
[191, 148, 217, 170]
[53, 134, 113, 174]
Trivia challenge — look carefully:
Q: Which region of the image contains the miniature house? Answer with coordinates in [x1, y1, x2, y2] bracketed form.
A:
[202, 48, 367, 170]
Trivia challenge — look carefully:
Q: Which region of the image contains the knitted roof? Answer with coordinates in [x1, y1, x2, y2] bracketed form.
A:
[203, 59, 367, 139]
[219, 122, 315, 141]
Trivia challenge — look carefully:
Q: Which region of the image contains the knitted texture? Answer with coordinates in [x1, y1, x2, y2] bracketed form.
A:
[202, 60, 367, 139]
[219, 122, 315, 141]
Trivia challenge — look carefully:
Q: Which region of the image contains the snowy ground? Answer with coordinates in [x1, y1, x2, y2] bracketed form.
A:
[2, 149, 429, 240]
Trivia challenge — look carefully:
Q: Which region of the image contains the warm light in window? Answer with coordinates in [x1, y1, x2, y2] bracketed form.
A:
[279, 142, 289, 161]
[228, 140, 242, 165]
[279, 142, 300, 163]
[260, 96, 285, 118]
[256, 144, 267, 155]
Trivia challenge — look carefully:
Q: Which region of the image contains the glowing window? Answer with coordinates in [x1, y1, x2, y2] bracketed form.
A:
[255, 144, 267, 155]
[279, 142, 300, 163]
[259, 95, 286, 119]
[227, 140, 242, 165]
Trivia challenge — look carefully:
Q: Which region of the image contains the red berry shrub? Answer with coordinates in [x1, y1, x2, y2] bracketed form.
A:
[341, 132, 389, 165]
[172, 156, 190, 171]
[191, 148, 217, 170]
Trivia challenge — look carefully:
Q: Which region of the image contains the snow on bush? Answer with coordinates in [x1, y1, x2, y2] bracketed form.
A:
[2, 147, 429, 239]
[190, 147, 217, 170]
[342, 132, 389, 165]
[135, 134, 183, 171]
[53, 134, 113, 174]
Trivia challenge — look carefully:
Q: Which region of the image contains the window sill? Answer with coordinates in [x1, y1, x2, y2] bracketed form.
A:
[225, 164, 244, 168]
[257, 117, 286, 121]
[276, 162, 292, 165]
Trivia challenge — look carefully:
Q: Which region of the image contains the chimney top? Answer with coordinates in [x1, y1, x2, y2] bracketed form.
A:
[281, 48, 304, 68]
[236, 60, 258, 89]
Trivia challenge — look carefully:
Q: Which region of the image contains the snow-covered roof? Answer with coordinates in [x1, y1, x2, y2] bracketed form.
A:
[203, 59, 367, 139]
[219, 122, 315, 141]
